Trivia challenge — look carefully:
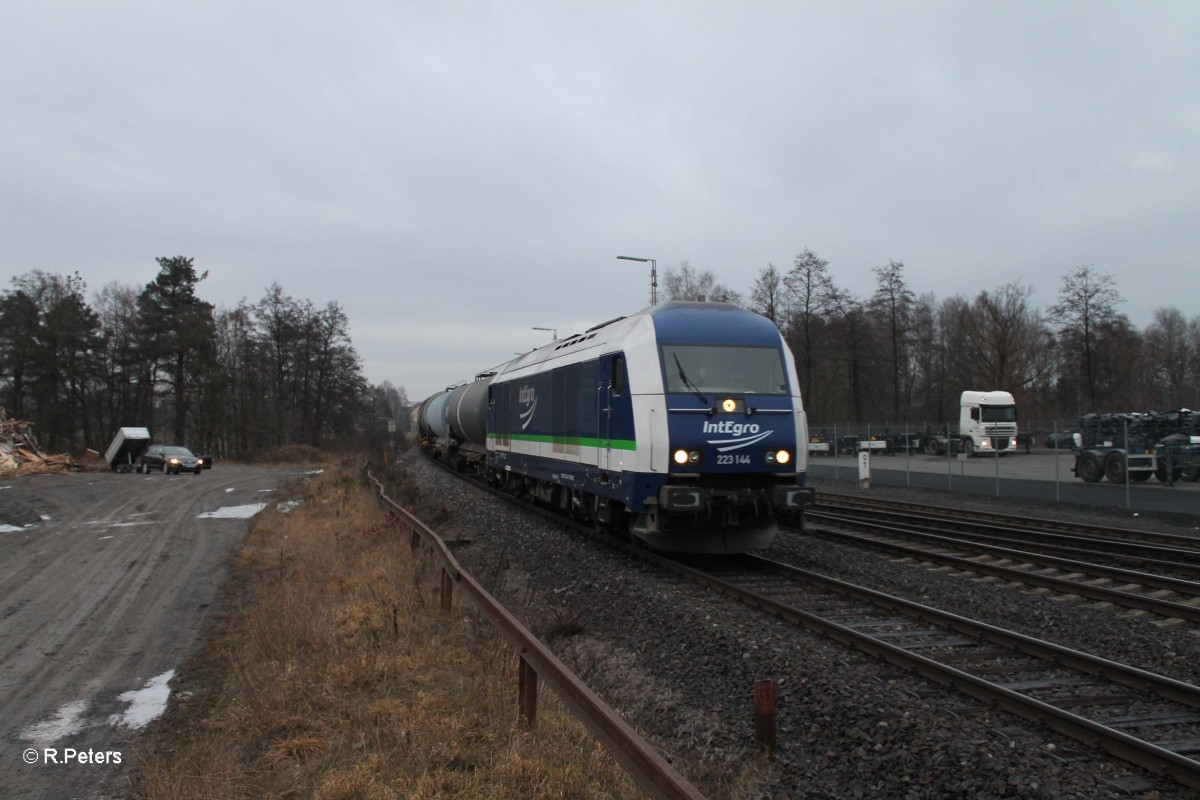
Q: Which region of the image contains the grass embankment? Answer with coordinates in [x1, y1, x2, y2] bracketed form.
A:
[131, 464, 643, 799]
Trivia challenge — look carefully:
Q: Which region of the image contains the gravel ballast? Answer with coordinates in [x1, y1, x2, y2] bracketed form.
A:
[394, 451, 1200, 799]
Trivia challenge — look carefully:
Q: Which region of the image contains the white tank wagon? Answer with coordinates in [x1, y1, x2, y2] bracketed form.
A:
[416, 390, 453, 457]
[443, 373, 496, 470]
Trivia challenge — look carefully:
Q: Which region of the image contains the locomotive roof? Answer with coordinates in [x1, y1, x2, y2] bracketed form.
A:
[495, 301, 781, 380]
[645, 301, 782, 346]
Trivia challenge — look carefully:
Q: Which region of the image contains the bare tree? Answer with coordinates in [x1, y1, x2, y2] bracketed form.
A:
[747, 264, 785, 324]
[906, 292, 946, 421]
[869, 260, 915, 420]
[1090, 316, 1144, 410]
[92, 282, 143, 439]
[960, 283, 1052, 391]
[663, 261, 742, 304]
[782, 249, 835, 404]
[1142, 307, 1195, 408]
[826, 287, 872, 422]
[1048, 265, 1125, 408]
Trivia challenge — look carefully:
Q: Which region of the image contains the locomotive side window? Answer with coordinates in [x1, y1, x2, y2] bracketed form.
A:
[611, 355, 626, 396]
[660, 345, 788, 395]
[552, 363, 582, 455]
[579, 359, 598, 439]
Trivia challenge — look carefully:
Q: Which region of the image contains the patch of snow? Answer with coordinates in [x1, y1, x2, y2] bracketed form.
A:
[1, 524, 27, 533]
[224, 487, 236, 493]
[109, 670, 175, 730]
[197, 503, 267, 519]
[98, 535, 114, 540]
[22, 699, 91, 744]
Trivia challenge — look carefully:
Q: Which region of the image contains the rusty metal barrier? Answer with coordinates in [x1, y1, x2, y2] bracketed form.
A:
[365, 467, 707, 800]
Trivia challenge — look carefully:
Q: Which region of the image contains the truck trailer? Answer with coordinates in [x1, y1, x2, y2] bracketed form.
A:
[1072, 410, 1200, 484]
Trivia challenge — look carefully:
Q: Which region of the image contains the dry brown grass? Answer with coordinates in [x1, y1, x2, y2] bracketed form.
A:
[129, 466, 645, 799]
[246, 443, 331, 464]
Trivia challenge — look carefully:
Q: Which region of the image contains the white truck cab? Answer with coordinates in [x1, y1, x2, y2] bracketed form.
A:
[958, 390, 1018, 455]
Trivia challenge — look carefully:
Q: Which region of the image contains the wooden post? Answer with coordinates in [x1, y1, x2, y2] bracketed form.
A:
[518, 656, 539, 730]
[440, 569, 453, 611]
[754, 679, 776, 754]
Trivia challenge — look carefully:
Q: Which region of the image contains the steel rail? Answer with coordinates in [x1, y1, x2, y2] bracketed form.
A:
[650, 550, 1200, 790]
[810, 510, 1200, 595]
[805, 511, 1200, 622]
[816, 491, 1200, 552]
[815, 496, 1200, 572]
[364, 467, 706, 800]
[832, 521, 1200, 581]
[809, 508, 1200, 588]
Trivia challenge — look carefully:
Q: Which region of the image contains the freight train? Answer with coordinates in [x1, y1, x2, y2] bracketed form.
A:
[417, 301, 815, 553]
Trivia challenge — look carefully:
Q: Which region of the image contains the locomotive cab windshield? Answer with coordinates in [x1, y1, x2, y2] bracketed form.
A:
[660, 344, 789, 396]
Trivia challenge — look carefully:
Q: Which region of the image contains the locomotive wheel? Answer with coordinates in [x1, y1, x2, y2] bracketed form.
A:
[1103, 452, 1127, 483]
[1076, 452, 1102, 483]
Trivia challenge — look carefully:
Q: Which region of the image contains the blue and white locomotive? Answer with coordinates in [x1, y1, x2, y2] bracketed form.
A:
[418, 301, 815, 553]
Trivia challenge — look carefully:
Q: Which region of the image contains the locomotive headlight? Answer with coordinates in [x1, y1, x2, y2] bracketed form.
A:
[673, 449, 700, 465]
[721, 398, 738, 413]
[766, 449, 791, 465]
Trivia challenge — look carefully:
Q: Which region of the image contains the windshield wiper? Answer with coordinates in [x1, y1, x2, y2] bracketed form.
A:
[673, 355, 710, 407]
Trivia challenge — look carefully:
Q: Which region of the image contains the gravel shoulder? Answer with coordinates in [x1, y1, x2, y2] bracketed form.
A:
[0, 465, 299, 800]
[399, 451, 1200, 799]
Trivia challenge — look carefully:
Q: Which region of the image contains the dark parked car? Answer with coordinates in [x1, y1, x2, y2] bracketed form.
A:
[1043, 431, 1080, 450]
[140, 445, 204, 475]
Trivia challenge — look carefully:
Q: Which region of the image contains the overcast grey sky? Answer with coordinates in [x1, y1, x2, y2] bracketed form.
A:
[3, 1, 1197, 402]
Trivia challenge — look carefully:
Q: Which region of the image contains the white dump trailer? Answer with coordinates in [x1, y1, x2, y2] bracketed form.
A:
[105, 427, 151, 472]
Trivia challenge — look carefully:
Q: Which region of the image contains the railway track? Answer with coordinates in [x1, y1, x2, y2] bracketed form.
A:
[803, 494, 1200, 624]
[803, 514, 1200, 624]
[817, 490, 1200, 553]
[662, 551, 1200, 791]
[417, 454, 1200, 790]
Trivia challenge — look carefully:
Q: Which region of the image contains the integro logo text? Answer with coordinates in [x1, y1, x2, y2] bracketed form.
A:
[702, 421, 761, 436]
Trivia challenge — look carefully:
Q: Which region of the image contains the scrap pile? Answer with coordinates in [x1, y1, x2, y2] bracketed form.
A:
[0, 408, 76, 475]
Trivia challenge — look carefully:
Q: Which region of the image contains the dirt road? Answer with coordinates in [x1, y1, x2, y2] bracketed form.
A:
[0, 465, 305, 800]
